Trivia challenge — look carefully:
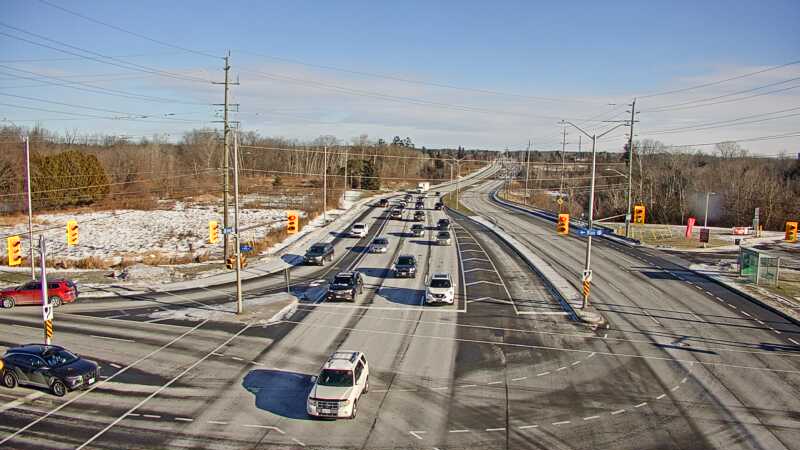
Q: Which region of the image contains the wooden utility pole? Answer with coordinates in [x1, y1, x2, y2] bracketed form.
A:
[212, 51, 239, 260]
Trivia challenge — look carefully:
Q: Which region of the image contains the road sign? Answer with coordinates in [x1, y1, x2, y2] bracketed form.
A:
[222, 227, 234, 234]
[240, 244, 252, 252]
[578, 228, 607, 237]
[699, 228, 710, 243]
[556, 198, 564, 206]
[582, 269, 593, 282]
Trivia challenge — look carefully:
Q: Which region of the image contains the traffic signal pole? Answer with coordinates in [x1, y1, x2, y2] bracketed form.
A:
[24, 137, 35, 280]
[233, 129, 243, 315]
[39, 235, 53, 345]
[624, 99, 637, 238]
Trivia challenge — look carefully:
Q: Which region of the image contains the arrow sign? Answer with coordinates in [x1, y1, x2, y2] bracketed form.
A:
[578, 228, 608, 237]
[240, 244, 253, 252]
[222, 227, 234, 234]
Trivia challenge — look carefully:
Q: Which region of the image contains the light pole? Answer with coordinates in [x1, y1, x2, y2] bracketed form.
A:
[561, 120, 629, 309]
[624, 99, 638, 238]
[524, 140, 531, 204]
[704, 192, 717, 228]
[233, 129, 243, 314]
[323, 145, 328, 224]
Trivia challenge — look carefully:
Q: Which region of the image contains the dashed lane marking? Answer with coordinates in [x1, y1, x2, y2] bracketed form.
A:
[556, 366, 566, 371]
[511, 377, 527, 381]
[611, 409, 626, 415]
[409, 431, 426, 440]
[634, 402, 648, 408]
[656, 394, 666, 400]
[231, 356, 244, 361]
[681, 377, 688, 384]
[756, 319, 765, 325]
[537, 371, 550, 376]
[789, 338, 800, 345]
[142, 414, 161, 419]
[292, 438, 306, 447]
[671, 386, 680, 391]
[487, 381, 503, 385]
[571, 361, 581, 366]
[773, 329, 782, 335]
[486, 428, 506, 432]
[583, 416, 600, 421]
[208, 420, 229, 425]
[174, 417, 193, 422]
[109, 363, 122, 369]
[518, 425, 539, 430]
[552, 421, 571, 426]
[742, 311, 752, 317]
[449, 429, 470, 433]
[459, 384, 477, 388]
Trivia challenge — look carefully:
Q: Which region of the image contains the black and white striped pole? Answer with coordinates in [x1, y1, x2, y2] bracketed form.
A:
[39, 235, 54, 345]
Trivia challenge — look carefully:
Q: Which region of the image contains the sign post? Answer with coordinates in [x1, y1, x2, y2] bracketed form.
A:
[39, 235, 53, 345]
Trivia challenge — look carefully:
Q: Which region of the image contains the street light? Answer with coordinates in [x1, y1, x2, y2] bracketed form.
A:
[560, 120, 629, 309]
[704, 192, 717, 228]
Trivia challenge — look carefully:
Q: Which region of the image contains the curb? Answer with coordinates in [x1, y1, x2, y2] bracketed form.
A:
[264, 299, 299, 325]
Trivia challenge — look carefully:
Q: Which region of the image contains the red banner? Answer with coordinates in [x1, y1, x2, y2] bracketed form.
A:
[685, 217, 696, 238]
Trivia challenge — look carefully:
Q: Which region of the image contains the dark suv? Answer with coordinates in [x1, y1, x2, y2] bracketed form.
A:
[1, 344, 99, 397]
[304, 242, 334, 265]
[327, 271, 364, 302]
[0, 279, 78, 309]
[437, 218, 451, 230]
[393, 255, 418, 278]
[413, 210, 425, 222]
[377, 198, 389, 207]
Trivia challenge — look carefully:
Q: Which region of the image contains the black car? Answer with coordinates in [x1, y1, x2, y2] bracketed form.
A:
[327, 271, 364, 302]
[394, 255, 417, 278]
[413, 210, 425, 222]
[434, 202, 444, 210]
[411, 223, 425, 237]
[378, 198, 389, 207]
[415, 202, 425, 210]
[1, 344, 99, 397]
[304, 242, 334, 265]
[437, 218, 451, 230]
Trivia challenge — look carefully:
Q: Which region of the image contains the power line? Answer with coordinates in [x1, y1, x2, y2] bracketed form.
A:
[0, 102, 209, 125]
[644, 106, 800, 135]
[651, 131, 800, 149]
[642, 77, 800, 112]
[637, 59, 800, 99]
[36, 0, 221, 60]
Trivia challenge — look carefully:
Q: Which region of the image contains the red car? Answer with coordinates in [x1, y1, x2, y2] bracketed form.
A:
[0, 279, 78, 309]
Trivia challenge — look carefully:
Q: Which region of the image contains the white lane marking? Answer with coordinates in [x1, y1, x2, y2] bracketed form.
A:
[695, 285, 703, 290]
[449, 429, 470, 433]
[588, 352, 596, 358]
[231, 356, 244, 361]
[174, 417, 193, 422]
[511, 377, 527, 381]
[603, 333, 608, 339]
[671, 386, 680, 392]
[611, 409, 626, 415]
[211, 352, 225, 356]
[128, 413, 140, 417]
[409, 431, 426, 440]
[90, 335, 135, 343]
[656, 394, 666, 400]
[518, 424, 539, 430]
[0, 392, 45, 414]
[634, 402, 648, 408]
[486, 427, 506, 432]
[459, 384, 477, 388]
[686, 281, 694, 285]
[742, 311, 752, 317]
[715, 296, 724, 301]
[552, 421, 571, 426]
[571, 361, 581, 366]
[756, 319, 765, 325]
[242, 424, 285, 433]
[432, 386, 448, 390]
[789, 338, 800, 345]
[465, 280, 505, 287]
[208, 420, 229, 425]
[292, 438, 306, 447]
[680, 377, 688, 384]
[487, 381, 503, 385]
[583, 416, 600, 421]
[730, 305, 738, 310]
[773, 329, 782, 335]
[74, 323, 249, 450]
[109, 363, 122, 369]
[0, 320, 210, 448]
[556, 366, 566, 371]
[142, 414, 161, 419]
[463, 268, 499, 274]
[537, 371, 550, 376]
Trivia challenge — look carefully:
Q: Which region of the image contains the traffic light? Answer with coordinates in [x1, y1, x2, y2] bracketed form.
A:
[225, 255, 247, 269]
[787, 221, 798, 242]
[66, 220, 79, 246]
[557, 213, 570, 235]
[633, 204, 646, 224]
[209, 220, 220, 244]
[286, 210, 299, 235]
[6, 235, 22, 266]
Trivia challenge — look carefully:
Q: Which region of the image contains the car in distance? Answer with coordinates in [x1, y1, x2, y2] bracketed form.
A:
[437, 218, 451, 230]
[390, 208, 403, 220]
[0, 279, 78, 309]
[327, 271, 364, 302]
[369, 237, 389, 253]
[415, 201, 425, 210]
[404, 193, 413, 202]
[1, 344, 99, 396]
[393, 255, 418, 278]
[434, 202, 444, 210]
[425, 273, 455, 305]
[304, 242, 334, 265]
[307, 351, 369, 419]
[436, 230, 452, 245]
[411, 223, 425, 237]
[377, 198, 389, 208]
[413, 210, 425, 222]
[349, 222, 368, 238]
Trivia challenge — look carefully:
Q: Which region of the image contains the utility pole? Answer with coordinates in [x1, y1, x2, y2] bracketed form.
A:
[624, 98, 637, 238]
[559, 125, 568, 201]
[524, 140, 531, 204]
[24, 136, 35, 279]
[323, 145, 328, 224]
[233, 129, 243, 314]
[578, 135, 582, 160]
[212, 51, 239, 260]
[343, 145, 349, 191]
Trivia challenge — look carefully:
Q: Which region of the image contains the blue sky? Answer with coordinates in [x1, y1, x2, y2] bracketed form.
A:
[2, 0, 799, 153]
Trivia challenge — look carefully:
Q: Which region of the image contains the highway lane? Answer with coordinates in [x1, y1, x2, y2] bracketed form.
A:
[459, 178, 800, 450]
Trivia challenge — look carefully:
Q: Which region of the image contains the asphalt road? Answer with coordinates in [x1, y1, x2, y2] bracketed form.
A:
[2, 165, 798, 450]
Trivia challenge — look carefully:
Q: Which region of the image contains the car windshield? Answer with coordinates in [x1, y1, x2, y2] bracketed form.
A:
[439, 219, 449, 225]
[43, 349, 79, 367]
[438, 232, 450, 238]
[307, 245, 326, 255]
[373, 239, 388, 245]
[412, 225, 423, 229]
[318, 369, 354, 387]
[430, 279, 452, 288]
[353, 224, 365, 230]
[397, 256, 415, 266]
[333, 275, 353, 286]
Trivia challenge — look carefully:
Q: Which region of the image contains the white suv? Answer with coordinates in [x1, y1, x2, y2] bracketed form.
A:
[425, 273, 455, 305]
[307, 351, 369, 419]
[350, 223, 368, 238]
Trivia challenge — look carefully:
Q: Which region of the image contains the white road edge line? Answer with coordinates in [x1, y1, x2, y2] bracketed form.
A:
[90, 335, 135, 343]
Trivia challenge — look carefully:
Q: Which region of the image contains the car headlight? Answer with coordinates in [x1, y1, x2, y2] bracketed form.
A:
[65, 375, 82, 386]
[308, 399, 317, 407]
[340, 399, 351, 406]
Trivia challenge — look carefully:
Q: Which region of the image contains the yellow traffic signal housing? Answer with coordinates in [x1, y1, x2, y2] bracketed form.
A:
[633, 204, 646, 224]
[66, 219, 79, 246]
[225, 255, 247, 270]
[286, 210, 299, 235]
[240, 254, 248, 269]
[209, 220, 220, 244]
[557, 213, 570, 235]
[786, 221, 798, 242]
[7, 235, 22, 266]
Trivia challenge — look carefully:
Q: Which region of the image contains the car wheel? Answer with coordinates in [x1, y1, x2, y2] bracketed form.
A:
[350, 398, 358, 419]
[2, 371, 17, 389]
[50, 380, 67, 397]
[49, 296, 63, 307]
[1, 297, 14, 309]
